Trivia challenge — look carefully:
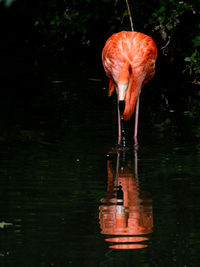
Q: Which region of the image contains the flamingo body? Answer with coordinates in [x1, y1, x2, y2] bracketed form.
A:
[102, 31, 157, 121]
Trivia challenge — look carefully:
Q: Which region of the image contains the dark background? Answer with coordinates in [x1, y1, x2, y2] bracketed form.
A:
[0, 0, 199, 141]
[0, 2, 200, 266]
[1, 0, 199, 79]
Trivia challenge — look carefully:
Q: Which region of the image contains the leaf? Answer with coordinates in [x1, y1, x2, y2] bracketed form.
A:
[192, 36, 200, 48]
[184, 57, 191, 62]
[0, 222, 13, 229]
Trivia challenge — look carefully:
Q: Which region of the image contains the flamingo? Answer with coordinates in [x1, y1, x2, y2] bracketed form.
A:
[102, 31, 157, 147]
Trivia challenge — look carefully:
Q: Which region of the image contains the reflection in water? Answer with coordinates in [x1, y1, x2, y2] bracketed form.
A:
[99, 150, 153, 249]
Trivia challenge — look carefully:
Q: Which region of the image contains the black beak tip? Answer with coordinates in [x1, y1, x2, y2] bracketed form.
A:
[119, 100, 125, 116]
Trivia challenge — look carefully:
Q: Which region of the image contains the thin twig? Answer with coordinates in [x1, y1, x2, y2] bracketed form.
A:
[125, 0, 134, 31]
[161, 36, 171, 51]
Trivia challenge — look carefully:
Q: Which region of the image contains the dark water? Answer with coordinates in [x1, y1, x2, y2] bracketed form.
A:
[0, 58, 200, 267]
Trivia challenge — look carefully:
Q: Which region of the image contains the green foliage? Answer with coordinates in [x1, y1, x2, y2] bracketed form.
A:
[33, 0, 200, 82]
[148, 0, 200, 82]
[150, 1, 197, 42]
[193, 35, 200, 48]
[0, 0, 15, 7]
[2, 0, 199, 82]
[34, 0, 115, 46]
[0, 221, 12, 228]
[184, 36, 200, 83]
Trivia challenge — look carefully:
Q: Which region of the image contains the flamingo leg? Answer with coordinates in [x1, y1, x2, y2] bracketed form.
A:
[134, 94, 140, 149]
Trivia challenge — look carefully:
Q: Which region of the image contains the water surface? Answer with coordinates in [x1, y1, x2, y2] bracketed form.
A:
[0, 60, 199, 266]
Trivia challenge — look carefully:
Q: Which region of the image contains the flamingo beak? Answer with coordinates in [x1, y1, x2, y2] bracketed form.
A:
[117, 84, 128, 116]
[119, 100, 125, 116]
[118, 84, 128, 101]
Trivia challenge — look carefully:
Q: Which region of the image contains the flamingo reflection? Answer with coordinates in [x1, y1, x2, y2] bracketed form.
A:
[99, 151, 153, 249]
